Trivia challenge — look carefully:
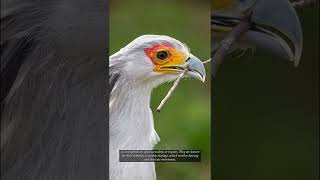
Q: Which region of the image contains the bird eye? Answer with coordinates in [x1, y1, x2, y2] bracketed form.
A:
[156, 51, 169, 60]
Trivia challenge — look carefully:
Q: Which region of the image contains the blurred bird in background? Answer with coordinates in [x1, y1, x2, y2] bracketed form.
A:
[211, 1, 318, 180]
[212, 0, 303, 67]
[109, 35, 206, 180]
[1, 0, 108, 179]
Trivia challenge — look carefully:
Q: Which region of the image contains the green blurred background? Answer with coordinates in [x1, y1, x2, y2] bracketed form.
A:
[213, 5, 319, 180]
[110, 0, 211, 179]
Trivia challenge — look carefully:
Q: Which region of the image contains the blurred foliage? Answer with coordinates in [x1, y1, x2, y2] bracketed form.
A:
[109, 0, 211, 180]
[212, 5, 319, 180]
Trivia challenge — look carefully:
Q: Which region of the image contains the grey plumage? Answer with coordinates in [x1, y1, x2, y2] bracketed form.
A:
[1, 0, 109, 179]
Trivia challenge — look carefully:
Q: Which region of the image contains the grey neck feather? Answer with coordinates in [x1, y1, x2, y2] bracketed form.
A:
[109, 75, 159, 151]
[109, 75, 159, 180]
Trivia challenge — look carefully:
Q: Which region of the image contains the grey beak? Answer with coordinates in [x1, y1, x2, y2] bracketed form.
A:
[212, 0, 303, 66]
[247, 0, 303, 66]
[184, 56, 206, 82]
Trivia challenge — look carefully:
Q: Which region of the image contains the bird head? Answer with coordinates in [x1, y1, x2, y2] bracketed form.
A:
[212, 0, 303, 66]
[110, 35, 206, 88]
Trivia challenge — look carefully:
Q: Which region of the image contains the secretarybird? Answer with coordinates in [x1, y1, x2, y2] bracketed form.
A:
[109, 35, 206, 180]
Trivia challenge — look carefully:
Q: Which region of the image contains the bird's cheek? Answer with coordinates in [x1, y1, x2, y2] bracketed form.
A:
[153, 54, 187, 74]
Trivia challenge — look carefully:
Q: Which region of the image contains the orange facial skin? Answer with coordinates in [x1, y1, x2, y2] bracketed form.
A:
[144, 44, 188, 74]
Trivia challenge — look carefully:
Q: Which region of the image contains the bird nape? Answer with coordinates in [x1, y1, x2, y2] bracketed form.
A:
[109, 35, 206, 180]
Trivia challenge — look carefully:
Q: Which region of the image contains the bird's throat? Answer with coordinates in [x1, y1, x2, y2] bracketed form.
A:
[109, 78, 158, 180]
[109, 79, 159, 151]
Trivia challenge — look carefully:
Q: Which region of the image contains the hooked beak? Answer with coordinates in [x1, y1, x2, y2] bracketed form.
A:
[249, 0, 303, 66]
[184, 56, 206, 82]
[158, 55, 206, 82]
[213, 0, 303, 66]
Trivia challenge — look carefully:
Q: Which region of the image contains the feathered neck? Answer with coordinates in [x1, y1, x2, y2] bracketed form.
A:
[109, 75, 159, 179]
[109, 76, 159, 150]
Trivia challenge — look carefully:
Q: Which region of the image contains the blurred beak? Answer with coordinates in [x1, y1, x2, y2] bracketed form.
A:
[213, 0, 303, 66]
[248, 0, 303, 66]
[185, 55, 206, 82]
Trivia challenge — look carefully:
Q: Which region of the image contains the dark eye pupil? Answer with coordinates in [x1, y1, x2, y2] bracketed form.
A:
[156, 51, 168, 60]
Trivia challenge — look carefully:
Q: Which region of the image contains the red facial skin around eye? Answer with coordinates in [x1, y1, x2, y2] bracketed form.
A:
[144, 44, 174, 65]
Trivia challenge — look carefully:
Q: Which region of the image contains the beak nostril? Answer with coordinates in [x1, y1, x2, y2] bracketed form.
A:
[184, 56, 206, 82]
